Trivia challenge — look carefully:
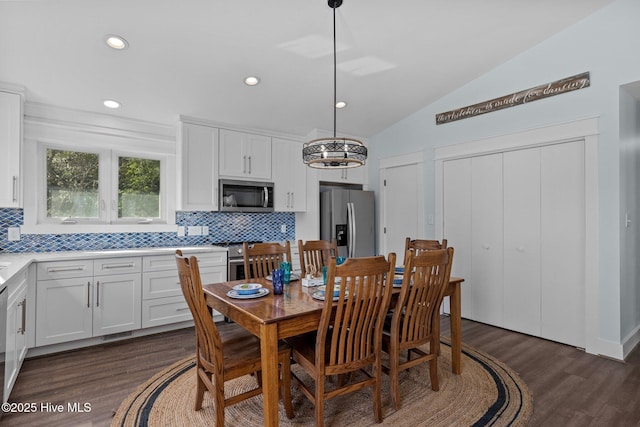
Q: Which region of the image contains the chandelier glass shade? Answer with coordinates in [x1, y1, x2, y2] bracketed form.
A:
[302, 0, 366, 169]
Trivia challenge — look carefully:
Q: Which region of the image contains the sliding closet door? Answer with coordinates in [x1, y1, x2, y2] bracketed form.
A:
[471, 154, 504, 327]
[540, 141, 585, 348]
[503, 148, 541, 336]
[443, 158, 473, 318]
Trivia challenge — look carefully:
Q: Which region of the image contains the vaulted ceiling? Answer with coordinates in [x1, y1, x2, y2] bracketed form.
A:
[0, 0, 615, 138]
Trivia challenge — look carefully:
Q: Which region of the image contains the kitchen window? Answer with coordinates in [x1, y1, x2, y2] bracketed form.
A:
[34, 145, 169, 229]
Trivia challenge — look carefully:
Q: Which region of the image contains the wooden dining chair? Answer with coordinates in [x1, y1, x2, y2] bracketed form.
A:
[175, 250, 294, 425]
[403, 237, 448, 265]
[287, 253, 396, 426]
[243, 241, 292, 279]
[297, 239, 338, 278]
[382, 247, 454, 410]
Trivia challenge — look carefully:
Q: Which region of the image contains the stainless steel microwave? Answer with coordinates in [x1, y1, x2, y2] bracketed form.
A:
[219, 179, 274, 212]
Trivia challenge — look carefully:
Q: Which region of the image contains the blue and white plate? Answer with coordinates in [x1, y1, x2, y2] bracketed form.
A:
[311, 290, 349, 301]
[232, 282, 262, 295]
[227, 288, 269, 299]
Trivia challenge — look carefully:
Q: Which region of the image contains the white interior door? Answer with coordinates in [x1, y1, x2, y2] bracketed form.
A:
[503, 148, 541, 336]
[443, 158, 472, 318]
[540, 141, 586, 347]
[381, 162, 422, 260]
[471, 154, 504, 327]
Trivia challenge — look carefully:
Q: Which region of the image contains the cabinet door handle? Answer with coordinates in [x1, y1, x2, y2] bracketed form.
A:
[103, 263, 135, 269]
[20, 298, 26, 335]
[248, 156, 252, 174]
[87, 282, 91, 307]
[96, 281, 100, 307]
[47, 266, 85, 273]
[12, 176, 18, 203]
[290, 192, 294, 209]
[243, 155, 247, 174]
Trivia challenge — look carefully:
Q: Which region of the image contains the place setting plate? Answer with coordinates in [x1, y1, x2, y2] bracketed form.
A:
[227, 283, 269, 299]
[266, 272, 300, 281]
[311, 285, 349, 301]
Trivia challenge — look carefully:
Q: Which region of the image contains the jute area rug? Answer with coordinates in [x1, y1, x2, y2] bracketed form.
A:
[112, 339, 532, 426]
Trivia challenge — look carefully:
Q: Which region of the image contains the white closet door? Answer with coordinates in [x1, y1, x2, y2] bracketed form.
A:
[540, 141, 586, 347]
[503, 148, 541, 336]
[471, 154, 504, 326]
[443, 158, 472, 318]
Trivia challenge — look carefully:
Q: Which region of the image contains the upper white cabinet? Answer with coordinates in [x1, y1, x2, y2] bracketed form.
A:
[179, 122, 219, 211]
[272, 138, 306, 212]
[0, 90, 22, 207]
[219, 129, 271, 180]
[316, 163, 367, 185]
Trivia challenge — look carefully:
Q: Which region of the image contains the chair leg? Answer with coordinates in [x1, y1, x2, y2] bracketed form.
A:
[373, 362, 383, 423]
[315, 377, 325, 427]
[389, 349, 401, 410]
[280, 356, 295, 419]
[194, 369, 206, 411]
[214, 374, 225, 427]
[430, 357, 439, 391]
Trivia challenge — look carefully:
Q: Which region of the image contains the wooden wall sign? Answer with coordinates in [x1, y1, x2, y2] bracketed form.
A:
[436, 72, 590, 125]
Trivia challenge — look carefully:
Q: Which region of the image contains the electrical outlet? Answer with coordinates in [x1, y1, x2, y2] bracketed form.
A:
[187, 226, 202, 236]
[7, 227, 20, 241]
[177, 226, 185, 237]
[281, 224, 287, 233]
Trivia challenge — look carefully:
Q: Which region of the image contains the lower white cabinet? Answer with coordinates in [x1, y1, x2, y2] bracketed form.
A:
[142, 251, 227, 328]
[4, 269, 28, 402]
[35, 257, 142, 347]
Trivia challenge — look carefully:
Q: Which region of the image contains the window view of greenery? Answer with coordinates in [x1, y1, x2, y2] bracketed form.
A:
[47, 149, 99, 219]
[118, 156, 161, 219]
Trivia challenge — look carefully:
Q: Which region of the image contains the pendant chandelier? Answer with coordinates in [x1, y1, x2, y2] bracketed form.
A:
[302, 0, 367, 169]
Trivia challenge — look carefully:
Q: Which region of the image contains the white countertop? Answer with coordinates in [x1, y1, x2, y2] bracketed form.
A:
[0, 246, 228, 286]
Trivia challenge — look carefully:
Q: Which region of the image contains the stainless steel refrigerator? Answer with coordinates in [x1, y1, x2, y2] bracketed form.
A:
[320, 189, 375, 258]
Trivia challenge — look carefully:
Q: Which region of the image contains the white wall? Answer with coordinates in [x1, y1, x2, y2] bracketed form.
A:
[368, 0, 640, 353]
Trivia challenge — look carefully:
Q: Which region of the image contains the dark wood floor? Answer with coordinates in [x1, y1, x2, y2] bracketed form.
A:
[3, 318, 640, 426]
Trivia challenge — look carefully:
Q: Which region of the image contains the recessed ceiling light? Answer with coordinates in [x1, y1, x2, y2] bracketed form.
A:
[105, 35, 129, 50]
[103, 99, 121, 109]
[336, 101, 347, 109]
[244, 76, 260, 86]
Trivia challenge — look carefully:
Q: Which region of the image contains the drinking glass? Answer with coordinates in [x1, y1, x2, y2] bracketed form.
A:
[272, 269, 284, 295]
[322, 266, 328, 285]
[280, 261, 291, 284]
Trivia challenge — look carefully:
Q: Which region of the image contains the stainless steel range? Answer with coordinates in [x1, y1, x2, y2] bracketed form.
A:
[224, 241, 261, 281]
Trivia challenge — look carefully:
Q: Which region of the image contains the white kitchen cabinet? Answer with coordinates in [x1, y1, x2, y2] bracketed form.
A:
[441, 140, 586, 348]
[4, 269, 28, 402]
[0, 90, 22, 207]
[179, 122, 219, 211]
[272, 138, 306, 212]
[93, 258, 142, 336]
[35, 257, 142, 346]
[142, 251, 226, 328]
[219, 129, 271, 180]
[317, 162, 367, 185]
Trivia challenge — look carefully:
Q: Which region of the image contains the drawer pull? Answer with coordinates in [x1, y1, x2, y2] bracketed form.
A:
[96, 281, 100, 307]
[87, 282, 91, 307]
[176, 307, 190, 312]
[47, 266, 86, 273]
[103, 263, 135, 269]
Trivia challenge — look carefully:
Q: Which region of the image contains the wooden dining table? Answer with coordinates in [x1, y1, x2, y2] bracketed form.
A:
[203, 275, 464, 427]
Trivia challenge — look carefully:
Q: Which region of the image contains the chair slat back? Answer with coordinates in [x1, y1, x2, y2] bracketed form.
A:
[298, 239, 338, 277]
[243, 241, 292, 279]
[403, 237, 448, 265]
[175, 251, 222, 371]
[318, 253, 396, 374]
[394, 248, 454, 348]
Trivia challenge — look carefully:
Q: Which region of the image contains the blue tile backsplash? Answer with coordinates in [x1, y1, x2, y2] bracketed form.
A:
[0, 208, 295, 253]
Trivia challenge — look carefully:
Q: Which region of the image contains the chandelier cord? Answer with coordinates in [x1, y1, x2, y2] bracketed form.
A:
[332, 2, 337, 139]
